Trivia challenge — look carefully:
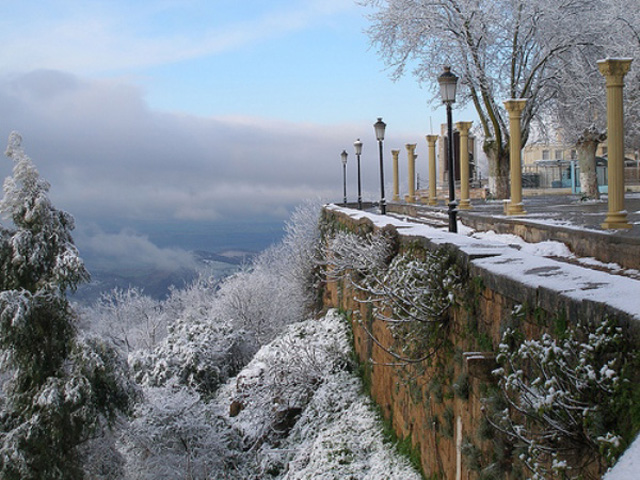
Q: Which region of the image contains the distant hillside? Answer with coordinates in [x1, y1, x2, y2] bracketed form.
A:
[193, 249, 256, 266]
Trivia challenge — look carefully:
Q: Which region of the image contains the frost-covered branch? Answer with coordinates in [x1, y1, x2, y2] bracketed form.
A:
[487, 317, 631, 478]
[324, 228, 463, 364]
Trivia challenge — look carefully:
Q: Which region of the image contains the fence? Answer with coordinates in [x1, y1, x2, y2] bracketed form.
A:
[523, 160, 640, 192]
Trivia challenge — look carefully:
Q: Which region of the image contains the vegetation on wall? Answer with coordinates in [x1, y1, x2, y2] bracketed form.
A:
[323, 225, 464, 365]
[487, 315, 638, 479]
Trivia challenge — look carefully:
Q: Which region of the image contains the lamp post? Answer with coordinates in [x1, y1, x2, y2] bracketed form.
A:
[341, 150, 348, 205]
[354, 139, 363, 210]
[374, 117, 387, 214]
[438, 66, 459, 233]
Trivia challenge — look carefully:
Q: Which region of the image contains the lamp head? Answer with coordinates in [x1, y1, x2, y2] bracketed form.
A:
[341, 150, 348, 165]
[438, 66, 459, 104]
[353, 138, 363, 155]
[374, 117, 386, 142]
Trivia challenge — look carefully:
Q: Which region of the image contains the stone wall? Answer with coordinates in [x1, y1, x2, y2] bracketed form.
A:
[320, 206, 639, 479]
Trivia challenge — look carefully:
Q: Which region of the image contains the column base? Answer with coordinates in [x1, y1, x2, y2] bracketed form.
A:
[404, 194, 417, 203]
[507, 202, 526, 216]
[428, 198, 438, 206]
[602, 211, 632, 229]
[392, 195, 400, 202]
[458, 199, 472, 210]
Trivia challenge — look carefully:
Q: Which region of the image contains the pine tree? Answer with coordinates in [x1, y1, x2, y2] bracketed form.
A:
[0, 132, 136, 479]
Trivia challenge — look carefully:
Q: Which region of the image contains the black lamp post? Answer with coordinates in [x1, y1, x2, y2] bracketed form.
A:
[438, 66, 459, 233]
[354, 139, 363, 210]
[341, 150, 348, 205]
[373, 117, 387, 214]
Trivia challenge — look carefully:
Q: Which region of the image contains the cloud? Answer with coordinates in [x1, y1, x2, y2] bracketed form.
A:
[76, 228, 197, 274]
[0, 70, 380, 229]
[0, 1, 357, 74]
[0, 68, 427, 263]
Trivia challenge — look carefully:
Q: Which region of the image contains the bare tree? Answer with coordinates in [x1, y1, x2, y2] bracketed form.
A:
[545, 0, 640, 199]
[361, 0, 606, 197]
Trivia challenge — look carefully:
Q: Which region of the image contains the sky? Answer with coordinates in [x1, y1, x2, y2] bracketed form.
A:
[0, 0, 477, 271]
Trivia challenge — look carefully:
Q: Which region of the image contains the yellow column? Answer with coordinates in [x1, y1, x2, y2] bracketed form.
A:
[391, 149, 400, 202]
[598, 58, 633, 229]
[455, 121, 473, 210]
[405, 144, 417, 202]
[504, 99, 527, 216]
[426, 135, 439, 205]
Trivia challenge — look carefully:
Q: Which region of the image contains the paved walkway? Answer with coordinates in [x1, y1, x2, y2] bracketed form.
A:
[461, 192, 640, 238]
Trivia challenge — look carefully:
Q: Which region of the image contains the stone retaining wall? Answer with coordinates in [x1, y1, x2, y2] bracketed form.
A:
[321, 206, 639, 479]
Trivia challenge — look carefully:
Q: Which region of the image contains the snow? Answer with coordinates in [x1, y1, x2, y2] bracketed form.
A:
[327, 205, 640, 322]
[604, 434, 640, 479]
[216, 309, 423, 479]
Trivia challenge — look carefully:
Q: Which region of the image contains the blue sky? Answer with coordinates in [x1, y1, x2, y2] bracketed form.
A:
[1, 1, 438, 128]
[0, 0, 476, 268]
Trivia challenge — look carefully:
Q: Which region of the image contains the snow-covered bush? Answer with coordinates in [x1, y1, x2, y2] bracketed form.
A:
[374, 249, 463, 362]
[325, 229, 393, 286]
[488, 317, 633, 479]
[0, 132, 136, 479]
[121, 384, 242, 480]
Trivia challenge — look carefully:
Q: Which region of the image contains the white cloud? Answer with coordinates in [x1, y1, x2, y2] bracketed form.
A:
[0, 70, 369, 228]
[76, 228, 197, 273]
[0, 1, 357, 74]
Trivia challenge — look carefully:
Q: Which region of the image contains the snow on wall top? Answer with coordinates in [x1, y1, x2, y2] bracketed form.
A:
[326, 205, 640, 322]
[604, 433, 640, 480]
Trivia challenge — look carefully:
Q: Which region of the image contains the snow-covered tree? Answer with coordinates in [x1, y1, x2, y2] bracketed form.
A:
[217, 200, 322, 346]
[361, 0, 607, 197]
[129, 307, 250, 397]
[120, 384, 241, 480]
[0, 132, 136, 479]
[543, 0, 640, 199]
[83, 287, 165, 354]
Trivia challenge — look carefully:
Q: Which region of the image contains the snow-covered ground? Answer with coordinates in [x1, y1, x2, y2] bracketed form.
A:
[215, 309, 423, 479]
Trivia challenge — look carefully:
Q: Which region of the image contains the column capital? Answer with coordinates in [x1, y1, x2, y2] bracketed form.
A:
[391, 149, 400, 157]
[455, 121, 473, 134]
[425, 134, 439, 146]
[504, 98, 527, 116]
[405, 143, 417, 153]
[598, 58, 632, 85]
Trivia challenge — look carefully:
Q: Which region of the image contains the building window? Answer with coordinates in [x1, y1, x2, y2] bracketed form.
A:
[542, 149, 550, 160]
[555, 150, 563, 160]
[570, 149, 577, 160]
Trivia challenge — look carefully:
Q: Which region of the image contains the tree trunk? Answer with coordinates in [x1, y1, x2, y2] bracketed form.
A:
[484, 140, 510, 199]
[576, 126, 606, 200]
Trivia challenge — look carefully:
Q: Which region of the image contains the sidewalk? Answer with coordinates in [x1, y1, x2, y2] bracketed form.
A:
[387, 192, 640, 271]
[466, 192, 640, 237]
